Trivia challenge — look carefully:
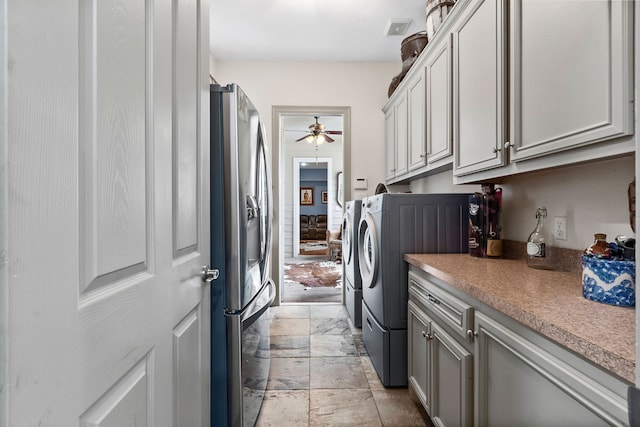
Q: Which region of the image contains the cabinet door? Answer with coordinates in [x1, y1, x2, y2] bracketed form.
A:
[395, 92, 409, 177]
[384, 105, 396, 180]
[408, 301, 431, 413]
[474, 312, 626, 427]
[426, 34, 453, 164]
[407, 68, 427, 171]
[509, 0, 633, 162]
[452, 0, 507, 176]
[431, 323, 473, 427]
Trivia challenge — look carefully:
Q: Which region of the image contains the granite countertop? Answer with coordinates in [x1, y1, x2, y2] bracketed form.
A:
[404, 253, 635, 383]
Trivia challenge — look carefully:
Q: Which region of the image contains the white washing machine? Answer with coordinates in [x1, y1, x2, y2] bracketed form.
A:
[358, 193, 470, 387]
[342, 200, 362, 327]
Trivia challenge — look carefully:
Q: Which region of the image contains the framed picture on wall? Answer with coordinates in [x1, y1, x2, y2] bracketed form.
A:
[301, 187, 314, 205]
[321, 191, 328, 204]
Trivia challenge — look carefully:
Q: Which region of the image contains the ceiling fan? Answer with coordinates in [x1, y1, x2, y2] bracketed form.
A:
[293, 116, 342, 144]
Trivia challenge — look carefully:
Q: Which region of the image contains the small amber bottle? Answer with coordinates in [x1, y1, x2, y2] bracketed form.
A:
[586, 233, 609, 256]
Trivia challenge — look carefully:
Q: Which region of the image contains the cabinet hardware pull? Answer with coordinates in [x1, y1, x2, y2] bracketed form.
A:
[421, 330, 427, 338]
[427, 294, 440, 304]
[467, 329, 478, 339]
[419, 154, 426, 158]
[504, 141, 514, 149]
[492, 146, 502, 154]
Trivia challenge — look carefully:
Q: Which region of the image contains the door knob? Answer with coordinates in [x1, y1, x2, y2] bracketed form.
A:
[201, 265, 219, 283]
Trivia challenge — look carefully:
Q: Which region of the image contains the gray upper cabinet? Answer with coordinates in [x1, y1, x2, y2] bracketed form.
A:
[396, 94, 409, 177]
[426, 34, 453, 166]
[384, 0, 634, 185]
[452, 0, 507, 177]
[508, 0, 634, 162]
[385, 90, 409, 181]
[408, 68, 427, 172]
[384, 104, 396, 180]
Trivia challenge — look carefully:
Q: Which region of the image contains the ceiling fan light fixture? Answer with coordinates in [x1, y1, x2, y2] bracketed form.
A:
[291, 115, 341, 144]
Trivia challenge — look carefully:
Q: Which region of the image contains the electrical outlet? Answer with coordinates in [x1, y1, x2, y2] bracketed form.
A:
[554, 216, 567, 240]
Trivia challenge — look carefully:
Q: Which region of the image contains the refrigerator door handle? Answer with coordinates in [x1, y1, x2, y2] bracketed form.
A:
[224, 278, 275, 320]
[242, 279, 275, 330]
[246, 195, 260, 220]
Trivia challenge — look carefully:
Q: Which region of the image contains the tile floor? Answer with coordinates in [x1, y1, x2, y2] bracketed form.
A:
[256, 303, 432, 426]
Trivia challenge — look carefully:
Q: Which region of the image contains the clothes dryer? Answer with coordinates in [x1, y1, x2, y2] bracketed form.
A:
[342, 200, 362, 327]
[358, 193, 470, 387]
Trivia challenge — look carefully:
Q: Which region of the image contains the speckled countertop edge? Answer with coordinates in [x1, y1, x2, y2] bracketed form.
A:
[404, 253, 635, 383]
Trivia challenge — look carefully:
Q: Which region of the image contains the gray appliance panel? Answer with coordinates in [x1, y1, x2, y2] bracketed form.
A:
[361, 193, 470, 331]
[345, 276, 362, 328]
[219, 84, 271, 312]
[362, 300, 407, 387]
[343, 200, 362, 288]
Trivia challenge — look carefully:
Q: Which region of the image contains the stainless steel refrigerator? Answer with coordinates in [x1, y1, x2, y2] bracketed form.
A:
[210, 83, 274, 426]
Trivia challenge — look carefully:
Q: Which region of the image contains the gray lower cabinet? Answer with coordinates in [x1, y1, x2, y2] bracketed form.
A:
[431, 321, 473, 427]
[408, 266, 629, 427]
[408, 274, 473, 427]
[408, 301, 430, 410]
[474, 312, 628, 427]
[408, 301, 473, 427]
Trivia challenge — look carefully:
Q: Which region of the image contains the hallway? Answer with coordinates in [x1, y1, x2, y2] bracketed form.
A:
[256, 304, 431, 426]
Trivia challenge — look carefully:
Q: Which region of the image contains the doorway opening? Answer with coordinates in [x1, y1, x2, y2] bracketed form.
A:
[293, 158, 332, 257]
[271, 106, 351, 305]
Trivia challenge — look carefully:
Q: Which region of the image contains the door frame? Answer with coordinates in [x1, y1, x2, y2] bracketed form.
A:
[271, 105, 351, 306]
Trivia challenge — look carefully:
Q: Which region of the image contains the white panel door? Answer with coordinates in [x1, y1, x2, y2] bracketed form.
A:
[1, 0, 211, 426]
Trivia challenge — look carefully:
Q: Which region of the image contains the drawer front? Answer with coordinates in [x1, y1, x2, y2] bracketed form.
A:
[409, 270, 473, 340]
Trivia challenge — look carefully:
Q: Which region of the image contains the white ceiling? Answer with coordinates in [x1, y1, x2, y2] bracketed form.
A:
[210, 0, 428, 62]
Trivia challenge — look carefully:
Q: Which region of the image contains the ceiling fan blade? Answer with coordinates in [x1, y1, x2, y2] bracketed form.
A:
[324, 130, 342, 135]
[294, 135, 311, 142]
[323, 135, 335, 143]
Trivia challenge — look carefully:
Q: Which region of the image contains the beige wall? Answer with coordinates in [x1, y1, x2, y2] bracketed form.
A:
[211, 60, 399, 193]
[411, 155, 635, 251]
[211, 57, 636, 252]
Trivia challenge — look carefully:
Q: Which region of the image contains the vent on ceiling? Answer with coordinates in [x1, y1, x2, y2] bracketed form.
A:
[383, 18, 413, 36]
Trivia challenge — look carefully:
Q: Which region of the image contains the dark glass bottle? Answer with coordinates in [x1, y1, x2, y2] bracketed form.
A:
[485, 185, 502, 258]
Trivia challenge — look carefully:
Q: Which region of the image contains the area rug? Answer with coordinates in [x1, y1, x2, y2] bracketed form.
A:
[284, 261, 342, 288]
[299, 241, 328, 256]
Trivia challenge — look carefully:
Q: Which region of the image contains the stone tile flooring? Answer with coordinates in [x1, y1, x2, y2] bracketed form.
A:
[256, 304, 431, 426]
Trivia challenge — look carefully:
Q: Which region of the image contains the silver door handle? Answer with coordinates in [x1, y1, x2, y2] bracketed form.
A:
[201, 265, 219, 282]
